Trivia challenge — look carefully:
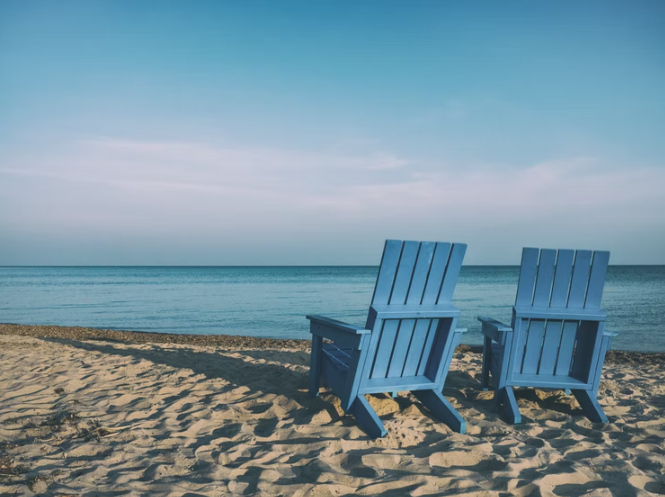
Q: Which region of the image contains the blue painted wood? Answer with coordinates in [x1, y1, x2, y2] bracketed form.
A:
[538, 320, 563, 375]
[495, 331, 514, 403]
[309, 323, 364, 350]
[503, 387, 521, 424]
[371, 240, 403, 305]
[343, 334, 372, 411]
[321, 343, 353, 371]
[508, 374, 591, 389]
[321, 359, 346, 393]
[568, 250, 593, 308]
[402, 319, 432, 377]
[550, 249, 575, 308]
[480, 246, 614, 425]
[521, 319, 545, 375]
[422, 243, 452, 304]
[509, 318, 528, 381]
[360, 375, 435, 393]
[370, 303, 459, 319]
[390, 241, 420, 304]
[572, 390, 608, 423]
[515, 248, 540, 306]
[308, 239, 468, 437]
[481, 336, 492, 390]
[413, 390, 466, 434]
[490, 350, 502, 380]
[478, 316, 511, 345]
[585, 251, 610, 309]
[571, 321, 602, 383]
[417, 319, 438, 376]
[424, 319, 451, 381]
[371, 319, 400, 379]
[349, 395, 387, 438]
[513, 307, 606, 321]
[555, 321, 579, 376]
[592, 332, 615, 393]
[407, 242, 436, 304]
[438, 243, 467, 303]
[533, 249, 557, 306]
[387, 319, 416, 377]
[309, 335, 322, 397]
[434, 323, 465, 388]
[306, 315, 371, 334]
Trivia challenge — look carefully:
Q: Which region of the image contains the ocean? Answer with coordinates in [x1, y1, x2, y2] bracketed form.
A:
[1, 266, 663, 352]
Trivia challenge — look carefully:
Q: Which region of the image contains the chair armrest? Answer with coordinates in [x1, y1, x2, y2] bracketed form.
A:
[306, 315, 370, 335]
[306, 315, 371, 350]
[478, 316, 512, 345]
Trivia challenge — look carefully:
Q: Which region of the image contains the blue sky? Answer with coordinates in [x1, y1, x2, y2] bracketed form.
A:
[1, 1, 664, 265]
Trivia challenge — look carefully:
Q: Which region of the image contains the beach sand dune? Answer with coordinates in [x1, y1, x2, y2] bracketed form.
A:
[1, 331, 664, 496]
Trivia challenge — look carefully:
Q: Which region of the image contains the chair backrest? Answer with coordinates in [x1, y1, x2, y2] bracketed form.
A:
[370, 240, 466, 308]
[362, 240, 466, 382]
[511, 248, 610, 380]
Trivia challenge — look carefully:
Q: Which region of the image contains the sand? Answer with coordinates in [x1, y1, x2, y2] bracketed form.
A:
[1, 326, 664, 496]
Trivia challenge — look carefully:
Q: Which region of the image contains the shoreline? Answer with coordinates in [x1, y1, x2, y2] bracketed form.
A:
[1, 322, 664, 365]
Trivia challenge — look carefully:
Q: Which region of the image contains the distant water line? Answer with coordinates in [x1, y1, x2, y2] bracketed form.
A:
[1, 266, 664, 352]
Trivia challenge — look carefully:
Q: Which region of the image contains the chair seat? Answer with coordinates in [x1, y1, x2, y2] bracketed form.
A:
[491, 344, 591, 390]
[322, 343, 354, 372]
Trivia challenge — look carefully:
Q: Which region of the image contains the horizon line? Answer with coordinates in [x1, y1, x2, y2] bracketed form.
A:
[2, 264, 664, 268]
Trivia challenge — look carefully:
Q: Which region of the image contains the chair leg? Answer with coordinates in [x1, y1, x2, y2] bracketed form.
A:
[413, 390, 466, 434]
[391, 391, 398, 398]
[501, 386, 522, 424]
[572, 390, 608, 423]
[481, 337, 492, 391]
[309, 335, 322, 397]
[349, 395, 387, 438]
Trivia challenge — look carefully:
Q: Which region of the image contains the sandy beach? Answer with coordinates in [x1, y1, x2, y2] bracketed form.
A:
[1, 324, 664, 496]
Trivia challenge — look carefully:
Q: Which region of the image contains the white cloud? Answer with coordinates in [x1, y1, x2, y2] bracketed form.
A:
[1, 137, 663, 263]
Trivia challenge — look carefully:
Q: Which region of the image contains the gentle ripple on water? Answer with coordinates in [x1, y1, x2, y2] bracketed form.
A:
[0, 266, 664, 352]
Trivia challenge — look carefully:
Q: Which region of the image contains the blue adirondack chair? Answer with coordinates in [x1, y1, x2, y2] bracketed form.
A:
[479, 247, 616, 424]
[307, 239, 468, 438]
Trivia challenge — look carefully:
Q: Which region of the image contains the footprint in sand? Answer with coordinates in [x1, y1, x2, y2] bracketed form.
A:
[565, 448, 602, 461]
[632, 455, 665, 472]
[549, 438, 580, 449]
[636, 443, 665, 455]
[524, 437, 546, 448]
[338, 453, 378, 479]
[253, 417, 279, 437]
[629, 475, 663, 493]
[361, 453, 401, 470]
[429, 450, 506, 471]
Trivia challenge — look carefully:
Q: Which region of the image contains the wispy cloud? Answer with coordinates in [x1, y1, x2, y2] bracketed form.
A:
[3, 138, 663, 217]
[2, 136, 663, 263]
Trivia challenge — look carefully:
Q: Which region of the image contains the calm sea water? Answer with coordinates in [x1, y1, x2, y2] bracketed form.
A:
[1, 266, 664, 352]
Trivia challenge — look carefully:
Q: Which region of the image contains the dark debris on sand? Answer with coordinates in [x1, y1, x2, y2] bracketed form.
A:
[0, 323, 310, 350]
[1, 323, 663, 365]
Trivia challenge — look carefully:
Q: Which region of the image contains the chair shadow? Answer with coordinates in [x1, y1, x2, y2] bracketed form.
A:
[45, 338, 595, 432]
[448, 370, 591, 423]
[648, 394, 665, 411]
[43, 338, 342, 428]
